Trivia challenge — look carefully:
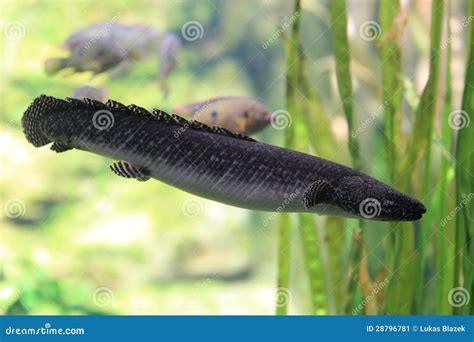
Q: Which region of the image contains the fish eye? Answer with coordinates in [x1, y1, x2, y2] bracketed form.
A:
[243, 111, 249, 118]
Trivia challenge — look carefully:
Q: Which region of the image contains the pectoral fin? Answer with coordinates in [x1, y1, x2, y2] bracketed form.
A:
[302, 180, 334, 209]
[50, 142, 72, 153]
[110, 161, 150, 182]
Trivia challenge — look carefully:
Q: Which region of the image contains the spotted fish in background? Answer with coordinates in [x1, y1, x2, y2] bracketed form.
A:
[22, 95, 426, 221]
[45, 23, 161, 76]
[159, 32, 181, 98]
[72, 85, 108, 102]
[173, 96, 272, 135]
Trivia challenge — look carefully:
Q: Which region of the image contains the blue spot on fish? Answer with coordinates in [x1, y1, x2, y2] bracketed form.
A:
[211, 110, 218, 121]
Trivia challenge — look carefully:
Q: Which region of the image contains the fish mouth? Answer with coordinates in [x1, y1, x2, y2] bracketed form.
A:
[401, 200, 427, 221]
[382, 198, 427, 221]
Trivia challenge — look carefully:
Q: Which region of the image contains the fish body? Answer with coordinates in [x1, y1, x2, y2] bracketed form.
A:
[45, 37, 128, 75]
[62, 23, 161, 60]
[173, 96, 272, 135]
[22, 95, 426, 221]
[45, 23, 161, 76]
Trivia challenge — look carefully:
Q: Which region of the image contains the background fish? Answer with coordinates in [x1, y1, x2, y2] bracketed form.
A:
[72, 85, 108, 102]
[45, 23, 161, 76]
[159, 32, 181, 98]
[45, 37, 128, 76]
[173, 96, 272, 135]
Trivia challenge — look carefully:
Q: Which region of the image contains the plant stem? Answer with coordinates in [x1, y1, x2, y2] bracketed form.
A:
[454, 0, 473, 315]
[275, 0, 301, 315]
[330, 0, 365, 315]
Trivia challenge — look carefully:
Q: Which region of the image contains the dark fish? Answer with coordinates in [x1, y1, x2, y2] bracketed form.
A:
[173, 96, 271, 135]
[22, 95, 426, 221]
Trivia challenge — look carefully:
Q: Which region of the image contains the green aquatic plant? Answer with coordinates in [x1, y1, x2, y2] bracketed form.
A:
[454, 0, 473, 315]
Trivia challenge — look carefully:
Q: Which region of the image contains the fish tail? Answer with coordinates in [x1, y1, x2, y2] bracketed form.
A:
[22, 95, 68, 147]
[44, 57, 67, 75]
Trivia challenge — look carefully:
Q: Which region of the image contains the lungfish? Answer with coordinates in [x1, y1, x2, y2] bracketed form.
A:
[22, 95, 426, 221]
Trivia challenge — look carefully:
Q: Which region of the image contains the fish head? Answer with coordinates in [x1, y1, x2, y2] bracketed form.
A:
[329, 175, 427, 221]
[239, 102, 272, 134]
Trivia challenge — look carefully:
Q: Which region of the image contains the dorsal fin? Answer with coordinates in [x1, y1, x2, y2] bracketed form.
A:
[82, 98, 109, 109]
[127, 104, 155, 120]
[66, 97, 90, 109]
[152, 108, 175, 123]
[187, 120, 213, 133]
[171, 114, 189, 126]
[106, 99, 128, 111]
[151, 109, 256, 142]
[66, 96, 256, 143]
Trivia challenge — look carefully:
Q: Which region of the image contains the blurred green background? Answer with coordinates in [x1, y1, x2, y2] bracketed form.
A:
[1, 0, 472, 315]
